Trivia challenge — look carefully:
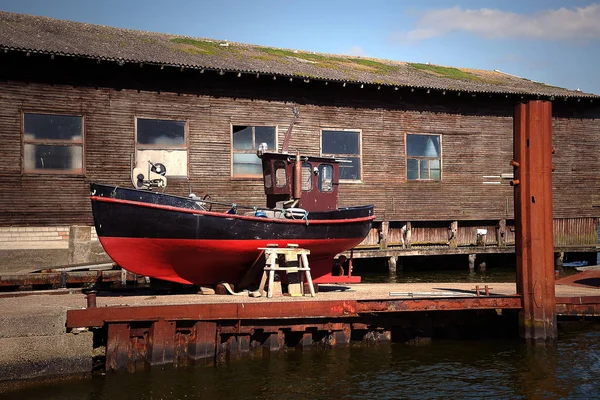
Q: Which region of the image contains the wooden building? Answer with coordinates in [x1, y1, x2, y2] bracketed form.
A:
[1, 11, 599, 272]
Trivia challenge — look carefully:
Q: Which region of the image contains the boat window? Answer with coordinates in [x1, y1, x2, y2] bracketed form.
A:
[136, 118, 188, 177]
[232, 125, 277, 178]
[318, 164, 333, 192]
[406, 134, 442, 181]
[321, 129, 361, 182]
[274, 161, 287, 188]
[23, 113, 84, 175]
[264, 172, 272, 189]
[301, 162, 312, 191]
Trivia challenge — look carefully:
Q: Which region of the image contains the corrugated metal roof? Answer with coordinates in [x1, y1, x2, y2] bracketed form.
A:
[0, 11, 597, 98]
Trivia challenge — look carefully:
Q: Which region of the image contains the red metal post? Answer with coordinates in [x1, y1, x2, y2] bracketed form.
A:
[513, 100, 557, 341]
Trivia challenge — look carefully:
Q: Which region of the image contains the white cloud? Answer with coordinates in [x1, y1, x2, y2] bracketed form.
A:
[391, 4, 600, 42]
[345, 45, 366, 56]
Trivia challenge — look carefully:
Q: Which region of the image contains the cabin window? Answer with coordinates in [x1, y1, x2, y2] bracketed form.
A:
[321, 129, 361, 182]
[23, 113, 84, 174]
[318, 164, 334, 192]
[274, 161, 287, 188]
[135, 118, 188, 177]
[301, 162, 313, 191]
[406, 134, 441, 181]
[232, 125, 277, 178]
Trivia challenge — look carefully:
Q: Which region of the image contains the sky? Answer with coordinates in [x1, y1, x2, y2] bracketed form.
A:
[2, 0, 599, 94]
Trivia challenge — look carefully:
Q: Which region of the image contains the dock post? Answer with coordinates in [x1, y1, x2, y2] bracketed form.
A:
[513, 100, 557, 342]
[468, 254, 476, 272]
[388, 256, 397, 274]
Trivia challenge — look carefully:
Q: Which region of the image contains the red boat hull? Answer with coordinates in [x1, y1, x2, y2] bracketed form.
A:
[100, 237, 364, 285]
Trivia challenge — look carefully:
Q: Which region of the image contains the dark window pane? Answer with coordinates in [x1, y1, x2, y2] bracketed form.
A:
[318, 164, 334, 192]
[24, 144, 82, 171]
[137, 118, 185, 145]
[338, 157, 361, 180]
[407, 134, 440, 157]
[255, 126, 276, 151]
[407, 158, 418, 180]
[24, 114, 82, 141]
[302, 162, 312, 191]
[322, 130, 360, 155]
[264, 173, 272, 189]
[232, 126, 253, 150]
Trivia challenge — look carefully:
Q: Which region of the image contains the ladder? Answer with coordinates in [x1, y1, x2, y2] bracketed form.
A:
[257, 244, 316, 298]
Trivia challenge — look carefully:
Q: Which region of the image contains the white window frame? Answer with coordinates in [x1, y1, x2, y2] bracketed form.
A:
[22, 111, 85, 175]
[320, 128, 363, 183]
[231, 124, 278, 179]
[134, 116, 189, 178]
[405, 133, 443, 181]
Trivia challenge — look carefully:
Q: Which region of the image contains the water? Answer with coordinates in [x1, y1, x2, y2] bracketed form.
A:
[4, 324, 600, 400]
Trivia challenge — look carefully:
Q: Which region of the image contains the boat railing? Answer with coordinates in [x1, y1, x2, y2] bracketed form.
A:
[187, 195, 309, 223]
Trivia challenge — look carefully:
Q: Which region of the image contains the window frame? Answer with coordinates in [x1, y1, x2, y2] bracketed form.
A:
[134, 116, 190, 179]
[320, 128, 363, 183]
[405, 133, 443, 182]
[21, 111, 85, 176]
[230, 124, 278, 179]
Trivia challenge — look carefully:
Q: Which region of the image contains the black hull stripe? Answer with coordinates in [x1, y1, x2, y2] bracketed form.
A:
[91, 196, 376, 225]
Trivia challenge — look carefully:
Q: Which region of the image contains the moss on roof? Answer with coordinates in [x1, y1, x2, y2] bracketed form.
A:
[408, 63, 482, 81]
[169, 38, 237, 56]
[0, 11, 597, 98]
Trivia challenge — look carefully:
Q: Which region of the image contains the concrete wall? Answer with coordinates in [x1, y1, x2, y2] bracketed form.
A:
[0, 226, 110, 274]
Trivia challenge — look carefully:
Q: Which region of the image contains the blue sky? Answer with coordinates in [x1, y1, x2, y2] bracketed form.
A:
[2, 0, 599, 94]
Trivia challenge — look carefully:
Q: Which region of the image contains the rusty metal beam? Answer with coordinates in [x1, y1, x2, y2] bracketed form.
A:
[147, 320, 176, 366]
[556, 296, 600, 317]
[513, 100, 557, 341]
[106, 323, 131, 371]
[67, 300, 360, 328]
[0, 270, 138, 287]
[67, 296, 523, 328]
[356, 296, 522, 313]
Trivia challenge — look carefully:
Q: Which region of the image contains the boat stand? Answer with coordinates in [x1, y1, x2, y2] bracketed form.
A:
[258, 244, 316, 298]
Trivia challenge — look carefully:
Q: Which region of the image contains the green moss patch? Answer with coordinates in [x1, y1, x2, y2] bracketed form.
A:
[408, 63, 482, 81]
[169, 38, 234, 55]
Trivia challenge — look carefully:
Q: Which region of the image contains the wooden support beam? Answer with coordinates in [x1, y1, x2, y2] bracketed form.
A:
[448, 221, 458, 248]
[380, 221, 389, 249]
[513, 100, 557, 341]
[497, 219, 507, 247]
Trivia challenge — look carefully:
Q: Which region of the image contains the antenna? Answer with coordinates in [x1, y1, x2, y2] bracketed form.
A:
[281, 106, 300, 153]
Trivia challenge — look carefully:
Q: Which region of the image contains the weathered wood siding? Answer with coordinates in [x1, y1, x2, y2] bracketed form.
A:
[1, 64, 599, 227]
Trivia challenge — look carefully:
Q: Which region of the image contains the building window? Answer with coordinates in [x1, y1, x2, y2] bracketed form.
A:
[232, 125, 276, 178]
[135, 118, 188, 177]
[23, 113, 84, 174]
[321, 129, 361, 181]
[406, 134, 441, 181]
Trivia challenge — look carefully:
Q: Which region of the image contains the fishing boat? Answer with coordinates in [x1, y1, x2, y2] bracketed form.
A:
[90, 111, 375, 286]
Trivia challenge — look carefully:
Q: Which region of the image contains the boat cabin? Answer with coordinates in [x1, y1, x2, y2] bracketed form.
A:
[260, 152, 339, 212]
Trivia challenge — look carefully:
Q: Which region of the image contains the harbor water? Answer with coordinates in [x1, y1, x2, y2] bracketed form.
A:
[4, 324, 600, 400]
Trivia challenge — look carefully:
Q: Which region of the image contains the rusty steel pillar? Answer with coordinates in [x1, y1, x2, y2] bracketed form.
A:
[512, 100, 557, 341]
